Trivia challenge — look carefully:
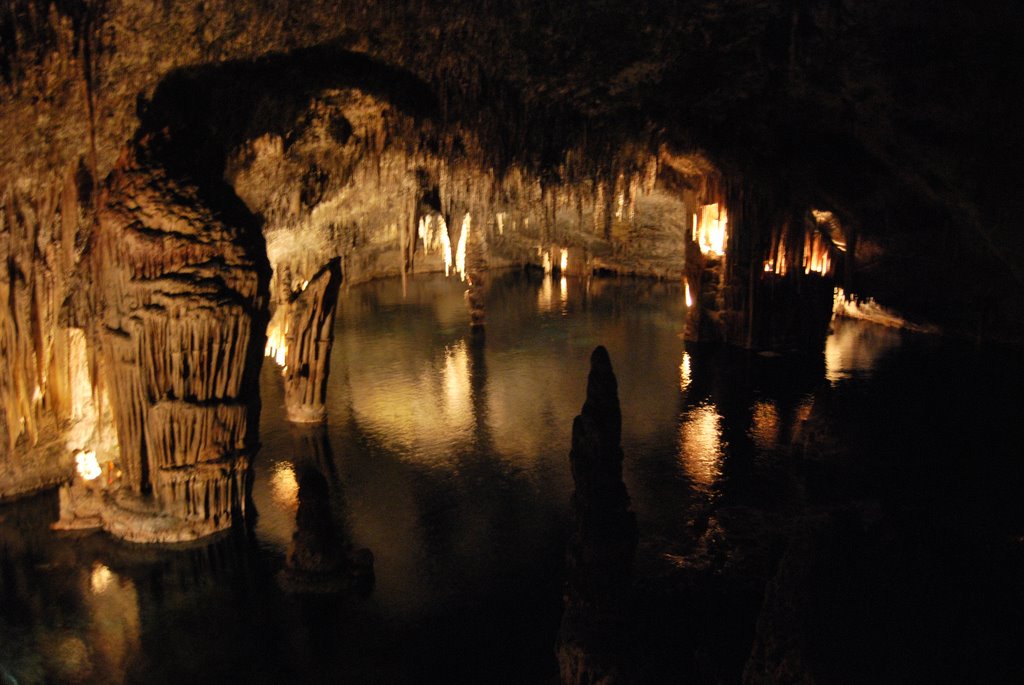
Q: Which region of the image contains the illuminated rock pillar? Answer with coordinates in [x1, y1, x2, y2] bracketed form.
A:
[280, 259, 342, 423]
[684, 186, 837, 352]
[93, 137, 269, 541]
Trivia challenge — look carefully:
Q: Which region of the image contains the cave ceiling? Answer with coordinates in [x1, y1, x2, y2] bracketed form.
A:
[1, 0, 1022, 315]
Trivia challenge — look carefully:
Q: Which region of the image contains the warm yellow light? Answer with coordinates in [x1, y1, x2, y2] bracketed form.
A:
[538, 274, 554, 310]
[439, 216, 454, 277]
[685, 279, 693, 308]
[542, 250, 552, 274]
[265, 320, 287, 368]
[269, 461, 299, 511]
[764, 261, 773, 272]
[75, 450, 101, 481]
[455, 214, 470, 281]
[90, 563, 113, 594]
[679, 403, 723, 488]
[804, 231, 831, 275]
[751, 400, 779, 451]
[696, 203, 727, 256]
[560, 276, 568, 303]
[679, 352, 691, 392]
[443, 340, 470, 420]
[560, 248, 568, 272]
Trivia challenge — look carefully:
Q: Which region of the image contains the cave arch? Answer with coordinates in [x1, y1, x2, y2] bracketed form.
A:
[86, 46, 443, 541]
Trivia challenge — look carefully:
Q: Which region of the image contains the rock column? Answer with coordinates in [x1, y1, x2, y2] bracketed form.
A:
[93, 137, 269, 541]
[281, 259, 342, 423]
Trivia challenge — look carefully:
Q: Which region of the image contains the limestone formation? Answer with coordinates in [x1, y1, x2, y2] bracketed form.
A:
[1, 0, 1021, 542]
[557, 346, 639, 684]
[81, 135, 269, 541]
[276, 260, 342, 423]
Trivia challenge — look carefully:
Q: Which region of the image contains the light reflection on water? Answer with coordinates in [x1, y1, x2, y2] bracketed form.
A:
[678, 403, 724, 489]
[751, 400, 780, 452]
[1, 271, 929, 683]
[825, 317, 902, 384]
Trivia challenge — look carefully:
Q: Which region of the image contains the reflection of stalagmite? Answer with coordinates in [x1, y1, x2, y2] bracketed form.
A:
[88, 136, 269, 542]
[281, 259, 342, 423]
[278, 463, 374, 595]
[557, 346, 638, 684]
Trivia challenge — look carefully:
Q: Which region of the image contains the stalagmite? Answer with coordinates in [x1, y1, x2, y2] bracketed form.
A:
[280, 260, 343, 423]
[557, 346, 638, 685]
[462, 213, 488, 331]
[82, 135, 269, 542]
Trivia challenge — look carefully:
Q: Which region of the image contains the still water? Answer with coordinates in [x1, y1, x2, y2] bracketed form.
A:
[2, 271, 1021, 683]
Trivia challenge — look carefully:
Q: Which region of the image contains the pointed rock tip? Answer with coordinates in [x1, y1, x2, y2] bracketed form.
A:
[590, 345, 612, 373]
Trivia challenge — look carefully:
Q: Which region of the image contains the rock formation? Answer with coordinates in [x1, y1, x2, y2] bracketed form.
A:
[2, 0, 1023, 536]
[276, 260, 342, 423]
[80, 134, 269, 542]
[557, 346, 639, 684]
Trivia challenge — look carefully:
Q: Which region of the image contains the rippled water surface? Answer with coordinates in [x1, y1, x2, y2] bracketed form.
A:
[2, 271, 1021, 683]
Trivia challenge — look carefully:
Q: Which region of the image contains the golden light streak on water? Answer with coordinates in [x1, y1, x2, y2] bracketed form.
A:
[751, 400, 779, 451]
[679, 351, 691, 392]
[442, 340, 471, 422]
[269, 461, 299, 512]
[678, 403, 723, 489]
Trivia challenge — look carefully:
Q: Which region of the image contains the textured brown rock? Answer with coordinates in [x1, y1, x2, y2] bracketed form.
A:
[85, 135, 269, 540]
[279, 260, 342, 423]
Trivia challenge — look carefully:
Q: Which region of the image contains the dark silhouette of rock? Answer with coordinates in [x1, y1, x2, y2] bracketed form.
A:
[557, 346, 639, 684]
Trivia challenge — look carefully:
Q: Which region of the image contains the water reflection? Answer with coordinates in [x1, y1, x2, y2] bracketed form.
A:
[536, 274, 572, 314]
[1, 272, 935, 683]
[678, 403, 724, 489]
[679, 351, 692, 392]
[269, 460, 299, 512]
[443, 339, 471, 424]
[750, 400, 780, 452]
[83, 562, 141, 683]
[825, 318, 902, 384]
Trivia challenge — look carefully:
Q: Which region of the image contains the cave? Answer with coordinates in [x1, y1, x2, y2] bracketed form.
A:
[1, 1, 1023, 683]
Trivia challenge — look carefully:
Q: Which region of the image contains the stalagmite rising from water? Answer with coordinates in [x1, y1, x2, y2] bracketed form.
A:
[557, 346, 638, 684]
[280, 260, 343, 423]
